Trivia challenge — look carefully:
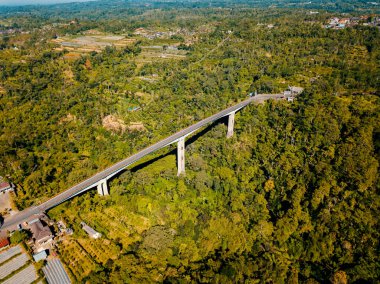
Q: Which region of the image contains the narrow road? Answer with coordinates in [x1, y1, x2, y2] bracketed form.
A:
[1, 94, 284, 231]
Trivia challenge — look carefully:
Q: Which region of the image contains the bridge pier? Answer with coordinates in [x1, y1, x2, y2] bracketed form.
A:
[227, 112, 235, 138]
[97, 179, 109, 196]
[177, 137, 185, 176]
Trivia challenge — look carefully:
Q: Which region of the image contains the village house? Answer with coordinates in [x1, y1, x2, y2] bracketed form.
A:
[29, 219, 54, 246]
[0, 181, 12, 194]
[80, 222, 102, 239]
[339, 18, 350, 24]
[283, 86, 303, 102]
[0, 238, 10, 251]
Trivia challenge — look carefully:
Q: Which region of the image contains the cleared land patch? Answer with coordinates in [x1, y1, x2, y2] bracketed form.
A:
[137, 45, 187, 64]
[52, 32, 136, 53]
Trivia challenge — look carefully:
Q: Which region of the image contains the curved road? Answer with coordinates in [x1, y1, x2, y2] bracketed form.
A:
[1, 94, 282, 231]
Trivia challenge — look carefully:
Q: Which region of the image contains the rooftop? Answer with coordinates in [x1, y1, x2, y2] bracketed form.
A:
[80, 222, 101, 238]
[32, 250, 47, 262]
[43, 259, 71, 284]
[0, 238, 9, 249]
[0, 182, 11, 191]
[29, 219, 53, 244]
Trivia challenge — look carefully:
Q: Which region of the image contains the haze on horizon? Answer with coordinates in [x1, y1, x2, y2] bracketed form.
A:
[0, 0, 96, 6]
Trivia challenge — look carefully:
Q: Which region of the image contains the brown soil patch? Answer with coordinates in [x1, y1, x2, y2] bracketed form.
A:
[128, 122, 146, 132]
[102, 115, 127, 133]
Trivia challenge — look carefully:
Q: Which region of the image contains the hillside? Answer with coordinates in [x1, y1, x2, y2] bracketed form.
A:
[0, 3, 379, 283]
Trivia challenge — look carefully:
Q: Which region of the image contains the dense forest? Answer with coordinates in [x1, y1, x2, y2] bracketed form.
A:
[0, 1, 379, 282]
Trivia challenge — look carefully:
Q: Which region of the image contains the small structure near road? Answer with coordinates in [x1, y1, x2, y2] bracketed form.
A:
[57, 220, 73, 236]
[80, 222, 101, 239]
[283, 86, 303, 102]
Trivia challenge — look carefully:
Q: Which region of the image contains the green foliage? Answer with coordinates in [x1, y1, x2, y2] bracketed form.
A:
[0, 4, 379, 283]
[10, 230, 29, 244]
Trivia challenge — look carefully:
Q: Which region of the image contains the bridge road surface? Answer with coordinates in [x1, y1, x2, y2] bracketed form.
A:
[1, 94, 283, 231]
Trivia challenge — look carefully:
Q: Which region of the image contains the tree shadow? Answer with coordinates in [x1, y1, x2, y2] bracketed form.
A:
[130, 148, 177, 173]
[128, 119, 227, 173]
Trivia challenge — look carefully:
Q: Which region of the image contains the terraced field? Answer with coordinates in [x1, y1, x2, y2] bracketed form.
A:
[82, 206, 151, 249]
[77, 238, 120, 265]
[57, 205, 155, 280]
[52, 33, 136, 53]
[58, 239, 97, 282]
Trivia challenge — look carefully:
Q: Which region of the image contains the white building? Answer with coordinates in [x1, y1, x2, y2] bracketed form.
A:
[80, 222, 101, 239]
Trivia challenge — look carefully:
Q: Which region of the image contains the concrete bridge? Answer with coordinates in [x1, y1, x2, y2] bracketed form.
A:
[1, 93, 287, 231]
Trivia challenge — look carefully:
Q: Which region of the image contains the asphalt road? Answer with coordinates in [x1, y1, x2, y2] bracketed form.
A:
[1, 94, 283, 231]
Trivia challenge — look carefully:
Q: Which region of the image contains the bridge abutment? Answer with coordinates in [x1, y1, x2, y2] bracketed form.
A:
[227, 112, 235, 138]
[177, 137, 185, 176]
[97, 179, 109, 196]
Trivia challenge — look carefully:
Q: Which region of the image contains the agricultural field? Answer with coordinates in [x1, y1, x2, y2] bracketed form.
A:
[0, 245, 39, 284]
[77, 238, 120, 265]
[79, 206, 151, 249]
[52, 30, 136, 53]
[58, 213, 144, 281]
[2, 264, 38, 284]
[57, 239, 97, 282]
[136, 45, 188, 65]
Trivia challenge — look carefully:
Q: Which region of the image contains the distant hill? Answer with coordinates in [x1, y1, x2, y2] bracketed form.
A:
[0, 0, 378, 15]
[0, 0, 96, 6]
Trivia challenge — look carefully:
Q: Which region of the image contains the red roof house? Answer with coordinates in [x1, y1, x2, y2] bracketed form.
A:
[0, 238, 10, 251]
[0, 182, 12, 193]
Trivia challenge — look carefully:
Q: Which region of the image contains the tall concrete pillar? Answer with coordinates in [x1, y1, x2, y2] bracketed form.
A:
[97, 179, 109, 196]
[177, 137, 185, 176]
[97, 183, 103, 195]
[227, 112, 235, 138]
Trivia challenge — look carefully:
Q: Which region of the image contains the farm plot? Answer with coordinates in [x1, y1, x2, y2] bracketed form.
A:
[0, 253, 29, 279]
[2, 264, 38, 284]
[52, 34, 136, 53]
[104, 206, 151, 235]
[0, 245, 22, 264]
[77, 238, 120, 265]
[83, 212, 136, 249]
[82, 207, 151, 249]
[136, 45, 187, 64]
[58, 239, 97, 282]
